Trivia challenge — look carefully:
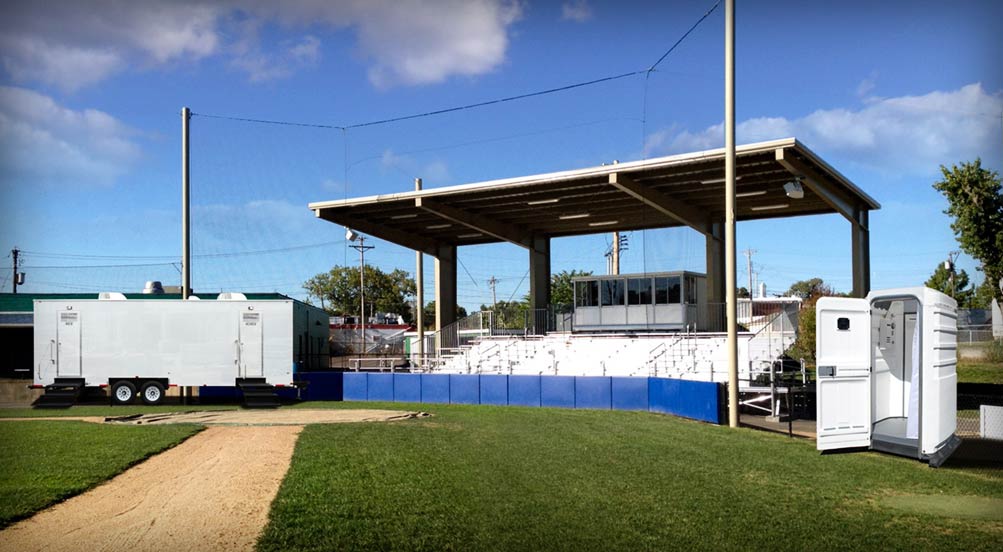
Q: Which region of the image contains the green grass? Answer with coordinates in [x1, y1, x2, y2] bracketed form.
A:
[259, 402, 1002, 551]
[0, 420, 201, 527]
[958, 358, 1003, 385]
[0, 404, 240, 418]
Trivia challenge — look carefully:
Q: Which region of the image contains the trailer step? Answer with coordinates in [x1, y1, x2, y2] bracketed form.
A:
[237, 380, 280, 408]
[34, 378, 86, 409]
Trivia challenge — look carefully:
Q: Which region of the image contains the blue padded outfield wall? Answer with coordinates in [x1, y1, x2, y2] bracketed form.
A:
[300, 372, 724, 424]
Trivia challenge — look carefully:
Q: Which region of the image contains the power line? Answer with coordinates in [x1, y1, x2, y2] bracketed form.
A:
[20, 240, 346, 266]
[648, 0, 722, 72]
[191, 0, 722, 132]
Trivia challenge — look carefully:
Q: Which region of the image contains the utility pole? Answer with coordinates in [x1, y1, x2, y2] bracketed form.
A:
[945, 251, 960, 299]
[743, 249, 756, 298]
[348, 232, 375, 355]
[488, 276, 498, 309]
[606, 232, 628, 275]
[611, 231, 620, 275]
[11, 247, 23, 294]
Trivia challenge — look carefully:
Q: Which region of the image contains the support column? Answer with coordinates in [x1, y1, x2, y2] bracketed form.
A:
[851, 208, 870, 298]
[705, 222, 725, 304]
[528, 236, 551, 310]
[415, 178, 424, 361]
[435, 244, 457, 331]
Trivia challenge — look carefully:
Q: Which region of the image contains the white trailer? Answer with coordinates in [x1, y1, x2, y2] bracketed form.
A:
[32, 294, 329, 406]
[816, 287, 960, 466]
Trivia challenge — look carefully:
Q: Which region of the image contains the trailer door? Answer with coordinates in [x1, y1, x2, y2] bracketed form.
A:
[57, 311, 81, 377]
[239, 311, 264, 378]
[816, 297, 871, 451]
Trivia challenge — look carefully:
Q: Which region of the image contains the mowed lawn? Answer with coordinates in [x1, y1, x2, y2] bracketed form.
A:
[958, 359, 1003, 385]
[261, 402, 1002, 551]
[0, 421, 202, 528]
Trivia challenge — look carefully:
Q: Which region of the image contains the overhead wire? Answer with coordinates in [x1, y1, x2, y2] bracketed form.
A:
[190, 0, 722, 132]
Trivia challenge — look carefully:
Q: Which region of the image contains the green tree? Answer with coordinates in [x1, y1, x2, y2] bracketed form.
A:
[481, 300, 528, 329]
[304, 265, 416, 322]
[786, 278, 837, 364]
[737, 286, 750, 299]
[933, 159, 1003, 304]
[421, 301, 468, 329]
[924, 263, 975, 307]
[550, 270, 592, 306]
[786, 278, 834, 300]
[973, 278, 1000, 309]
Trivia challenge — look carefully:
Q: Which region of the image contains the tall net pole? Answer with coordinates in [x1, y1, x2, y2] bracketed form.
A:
[725, 0, 739, 428]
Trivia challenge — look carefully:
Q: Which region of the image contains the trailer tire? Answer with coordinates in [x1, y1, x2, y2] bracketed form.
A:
[112, 381, 137, 405]
[140, 381, 165, 406]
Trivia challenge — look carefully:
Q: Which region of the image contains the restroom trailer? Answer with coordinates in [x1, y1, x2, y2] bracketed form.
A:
[32, 294, 329, 407]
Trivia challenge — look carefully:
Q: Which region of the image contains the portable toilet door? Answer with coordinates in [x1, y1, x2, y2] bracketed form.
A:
[815, 297, 872, 451]
[239, 310, 264, 378]
[56, 310, 82, 377]
[816, 287, 961, 467]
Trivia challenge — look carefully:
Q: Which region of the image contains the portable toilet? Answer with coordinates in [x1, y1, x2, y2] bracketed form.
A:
[815, 287, 960, 466]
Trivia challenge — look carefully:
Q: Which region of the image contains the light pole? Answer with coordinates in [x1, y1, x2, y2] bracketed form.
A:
[347, 228, 374, 355]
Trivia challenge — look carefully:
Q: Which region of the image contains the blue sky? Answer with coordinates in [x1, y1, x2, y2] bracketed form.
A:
[0, 0, 1001, 311]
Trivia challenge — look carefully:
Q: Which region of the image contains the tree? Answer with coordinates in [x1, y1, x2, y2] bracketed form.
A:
[481, 300, 528, 329]
[933, 159, 1003, 304]
[737, 287, 750, 299]
[924, 263, 975, 307]
[788, 295, 822, 364]
[786, 278, 834, 300]
[786, 277, 837, 364]
[421, 301, 468, 329]
[973, 278, 999, 309]
[550, 269, 592, 306]
[304, 265, 416, 322]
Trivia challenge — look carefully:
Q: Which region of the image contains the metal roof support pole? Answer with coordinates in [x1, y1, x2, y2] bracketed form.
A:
[415, 178, 425, 362]
[529, 236, 551, 311]
[434, 244, 457, 352]
[725, 0, 739, 428]
[181, 106, 191, 300]
[851, 208, 870, 298]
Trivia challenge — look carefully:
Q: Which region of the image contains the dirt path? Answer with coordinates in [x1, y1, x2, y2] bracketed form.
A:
[0, 409, 424, 552]
[0, 426, 300, 552]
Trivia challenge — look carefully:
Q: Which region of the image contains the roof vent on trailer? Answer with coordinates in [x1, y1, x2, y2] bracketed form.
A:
[217, 292, 247, 301]
[142, 281, 165, 294]
[98, 292, 127, 300]
[187, 295, 201, 300]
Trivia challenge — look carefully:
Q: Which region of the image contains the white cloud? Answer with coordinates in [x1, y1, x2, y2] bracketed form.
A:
[381, 149, 450, 181]
[348, 0, 523, 87]
[0, 1, 220, 91]
[0, 86, 141, 186]
[562, 0, 593, 23]
[231, 35, 323, 82]
[0, 0, 521, 89]
[645, 83, 1003, 175]
[856, 71, 878, 98]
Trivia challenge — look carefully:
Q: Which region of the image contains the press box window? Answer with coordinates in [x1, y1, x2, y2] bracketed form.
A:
[837, 317, 850, 331]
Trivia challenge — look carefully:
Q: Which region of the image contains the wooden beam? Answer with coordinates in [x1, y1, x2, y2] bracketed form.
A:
[608, 172, 713, 237]
[314, 209, 439, 255]
[775, 148, 860, 226]
[415, 197, 532, 249]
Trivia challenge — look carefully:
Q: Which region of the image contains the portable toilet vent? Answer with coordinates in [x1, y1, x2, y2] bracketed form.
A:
[816, 286, 960, 467]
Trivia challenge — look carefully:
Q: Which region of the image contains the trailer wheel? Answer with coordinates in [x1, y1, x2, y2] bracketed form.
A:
[112, 381, 137, 405]
[140, 381, 165, 406]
